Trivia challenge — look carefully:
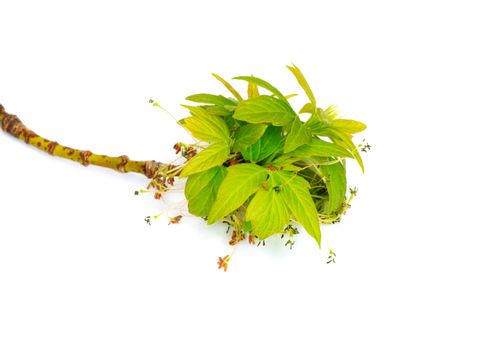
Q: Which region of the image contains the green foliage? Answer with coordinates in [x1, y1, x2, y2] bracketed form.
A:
[178, 106, 230, 143]
[232, 124, 268, 153]
[245, 174, 290, 240]
[233, 95, 296, 126]
[273, 171, 321, 246]
[284, 118, 312, 153]
[277, 137, 353, 161]
[212, 73, 243, 101]
[241, 125, 283, 162]
[185, 93, 237, 107]
[179, 143, 230, 177]
[233, 76, 287, 101]
[176, 66, 367, 247]
[330, 119, 367, 134]
[318, 162, 347, 214]
[208, 164, 268, 224]
[287, 64, 317, 108]
[185, 166, 226, 216]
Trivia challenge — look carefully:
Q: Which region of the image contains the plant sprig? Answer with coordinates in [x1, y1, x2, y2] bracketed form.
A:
[160, 65, 367, 254]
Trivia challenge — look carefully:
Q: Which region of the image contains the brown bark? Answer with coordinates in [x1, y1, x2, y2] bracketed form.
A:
[0, 104, 166, 178]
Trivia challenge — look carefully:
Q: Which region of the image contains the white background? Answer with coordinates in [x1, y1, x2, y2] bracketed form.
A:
[1, 0, 483, 349]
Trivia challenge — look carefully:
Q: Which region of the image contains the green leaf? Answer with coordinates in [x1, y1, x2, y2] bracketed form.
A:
[179, 143, 230, 178]
[242, 125, 284, 162]
[318, 162, 347, 214]
[282, 137, 353, 160]
[179, 105, 230, 144]
[271, 162, 304, 172]
[272, 171, 321, 246]
[202, 105, 233, 117]
[245, 175, 290, 239]
[186, 93, 237, 107]
[284, 118, 312, 153]
[233, 95, 296, 126]
[323, 128, 364, 172]
[232, 124, 268, 153]
[299, 103, 314, 114]
[185, 166, 227, 216]
[208, 164, 268, 224]
[244, 220, 252, 233]
[233, 76, 286, 101]
[306, 109, 329, 133]
[331, 119, 367, 134]
[287, 64, 316, 107]
[212, 73, 243, 101]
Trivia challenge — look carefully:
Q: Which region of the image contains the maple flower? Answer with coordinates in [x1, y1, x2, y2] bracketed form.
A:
[217, 255, 231, 272]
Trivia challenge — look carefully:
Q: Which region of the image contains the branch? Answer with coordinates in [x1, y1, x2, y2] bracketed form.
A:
[0, 104, 166, 178]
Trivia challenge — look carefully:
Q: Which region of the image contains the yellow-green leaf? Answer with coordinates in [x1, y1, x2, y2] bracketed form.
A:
[299, 102, 314, 114]
[325, 105, 339, 121]
[273, 171, 321, 246]
[318, 162, 347, 214]
[233, 76, 286, 101]
[208, 164, 268, 224]
[246, 175, 290, 240]
[212, 73, 243, 101]
[233, 124, 268, 153]
[233, 95, 296, 126]
[179, 105, 230, 144]
[282, 137, 353, 159]
[324, 128, 364, 172]
[247, 81, 260, 99]
[185, 166, 227, 216]
[331, 119, 367, 134]
[306, 108, 329, 133]
[284, 118, 312, 153]
[287, 64, 316, 107]
[179, 143, 230, 178]
[186, 93, 237, 107]
[242, 125, 284, 162]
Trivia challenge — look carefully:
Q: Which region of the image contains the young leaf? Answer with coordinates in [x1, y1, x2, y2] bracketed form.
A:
[282, 137, 353, 159]
[242, 125, 284, 162]
[247, 81, 260, 99]
[318, 162, 347, 214]
[208, 164, 268, 224]
[286, 64, 316, 107]
[323, 128, 364, 172]
[331, 119, 367, 134]
[212, 73, 243, 101]
[233, 95, 296, 126]
[179, 143, 230, 178]
[179, 105, 230, 144]
[202, 105, 233, 117]
[233, 76, 286, 101]
[186, 93, 237, 107]
[273, 171, 322, 246]
[299, 102, 314, 114]
[284, 118, 312, 153]
[245, 175, 290, 240]
[185, 166, 227, 216]
[305, 109, 329, 133]
[325, 105, 339, 120]
[232, 124, 268, 153]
